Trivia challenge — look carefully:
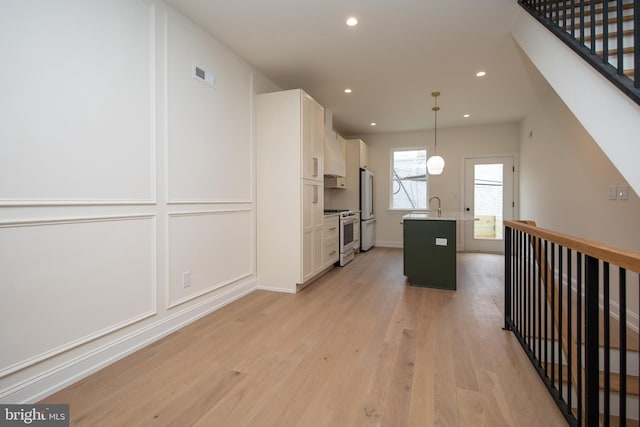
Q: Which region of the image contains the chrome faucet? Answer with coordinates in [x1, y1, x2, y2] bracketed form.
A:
[429, 196, 442, 217]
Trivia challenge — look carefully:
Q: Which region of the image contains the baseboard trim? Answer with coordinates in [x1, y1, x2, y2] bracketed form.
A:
[375, 241, 403, 248]
[255, 285, 296, 294]
[1, 279, 257, 404]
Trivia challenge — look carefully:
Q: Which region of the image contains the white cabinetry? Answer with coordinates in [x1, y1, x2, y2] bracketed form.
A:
[358, 139, 369, 169]
[332, 138, 370, 212]
[257, 89, 325, 293]
[303, 181, 324, 282]
[322, 215, 339, 268]
[323, 130, 347, 178]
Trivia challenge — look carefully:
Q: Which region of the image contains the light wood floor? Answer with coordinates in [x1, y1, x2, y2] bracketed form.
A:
[42, 247, 567, 426]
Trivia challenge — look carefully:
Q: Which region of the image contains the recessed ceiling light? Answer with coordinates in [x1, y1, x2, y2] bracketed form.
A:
[346, 17, 358, 26]
[344, 88, 352, 94]
[370, 122, 377, 126]
[463, 114, 470, 118]
[476, 71, 487, 77]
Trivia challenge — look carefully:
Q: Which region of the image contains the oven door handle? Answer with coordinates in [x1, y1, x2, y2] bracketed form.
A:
[342, 218, 357, 225]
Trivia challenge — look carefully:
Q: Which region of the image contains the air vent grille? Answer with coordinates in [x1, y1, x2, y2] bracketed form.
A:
[192, 64, 215, 88]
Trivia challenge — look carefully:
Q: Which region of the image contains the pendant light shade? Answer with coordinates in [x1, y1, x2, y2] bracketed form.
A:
[427, 91, 445, 175]
[426, 155, 445, 175]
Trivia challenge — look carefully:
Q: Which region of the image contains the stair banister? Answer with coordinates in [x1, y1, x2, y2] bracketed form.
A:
[504, 219, 640, 426]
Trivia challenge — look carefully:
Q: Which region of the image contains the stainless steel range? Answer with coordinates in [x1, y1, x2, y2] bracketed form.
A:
[324, 209, 356, 266]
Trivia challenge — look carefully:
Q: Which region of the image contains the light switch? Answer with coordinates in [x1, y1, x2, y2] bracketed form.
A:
[436, 238, 448, 246]
[618, 185, 629, 200]
[608, 186, 617, 200]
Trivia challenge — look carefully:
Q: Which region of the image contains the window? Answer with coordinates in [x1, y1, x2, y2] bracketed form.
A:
[390, 148, 428, 209]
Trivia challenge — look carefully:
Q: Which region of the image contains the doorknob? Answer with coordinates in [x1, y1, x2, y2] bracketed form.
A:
[465, 208, 470, 212]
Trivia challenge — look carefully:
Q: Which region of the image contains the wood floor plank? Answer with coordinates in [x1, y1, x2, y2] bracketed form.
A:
[41, 248, 568, 426]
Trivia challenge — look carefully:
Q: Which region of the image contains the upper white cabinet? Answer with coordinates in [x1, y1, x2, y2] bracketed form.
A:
[256, 89, 326, 292]
[302, 93, 324, 182]
[331, 138, 370, 212]
[358, 139, 369, 169]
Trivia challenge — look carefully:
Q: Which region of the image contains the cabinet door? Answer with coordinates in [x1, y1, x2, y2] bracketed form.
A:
[302, 93, 324, 181]
[323, 216, 339, 267]
[359, 140, 369, 169]
[302, 182, 315, 282]
[302, 181, 324, 282]
[312, 183, 324, 274]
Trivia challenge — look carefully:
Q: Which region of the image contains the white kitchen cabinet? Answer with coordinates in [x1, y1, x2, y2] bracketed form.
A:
[303, 181, 324, 282]
[302, 93, 324, 182]
[323, 130, 346, 178]
[322, 215, 339, 268]
[257, 89, 326, 293]
[331, 138, 370, 212]
[358, 139, 369, 169]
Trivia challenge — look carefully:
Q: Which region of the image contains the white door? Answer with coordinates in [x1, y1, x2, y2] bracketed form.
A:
[463, 156, 515, 253]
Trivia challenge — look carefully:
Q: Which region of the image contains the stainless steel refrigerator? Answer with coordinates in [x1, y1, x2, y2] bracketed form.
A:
[360, 168, 376, 251]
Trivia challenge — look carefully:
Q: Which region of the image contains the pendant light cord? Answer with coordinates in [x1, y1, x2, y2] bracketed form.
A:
[432, 91, 440, 155]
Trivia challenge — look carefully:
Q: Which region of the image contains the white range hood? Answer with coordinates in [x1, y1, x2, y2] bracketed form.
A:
[323, 129, 346, 177]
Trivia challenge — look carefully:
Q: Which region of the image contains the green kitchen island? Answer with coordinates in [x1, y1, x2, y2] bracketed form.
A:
[402, 212, 474, 290]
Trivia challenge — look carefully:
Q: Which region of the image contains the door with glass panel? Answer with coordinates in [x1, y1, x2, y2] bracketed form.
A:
[463, 156, 514, 253]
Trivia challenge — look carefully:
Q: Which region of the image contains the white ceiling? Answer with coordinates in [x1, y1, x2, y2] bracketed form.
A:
[164, 0, 547, 136]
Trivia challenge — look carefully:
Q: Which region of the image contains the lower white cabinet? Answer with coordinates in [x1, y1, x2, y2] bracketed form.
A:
[323, 215, 339, 268]
[302, 181, 324, 283]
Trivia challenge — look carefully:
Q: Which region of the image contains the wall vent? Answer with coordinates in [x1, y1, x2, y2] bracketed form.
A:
[193, 64, 215, 88]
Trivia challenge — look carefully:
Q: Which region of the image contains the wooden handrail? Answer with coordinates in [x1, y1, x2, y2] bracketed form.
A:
[505, 220, 640, 273]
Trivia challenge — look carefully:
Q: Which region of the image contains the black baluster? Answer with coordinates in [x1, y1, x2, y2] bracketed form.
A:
[538, 237, 543, 365]
[559, 245, 564, 401]
[584, 255, 599, 427]
[619, 267, 627, 425]
[616, 0, 623, 74]
[567, 249, 573, 414]
[577, 252, 583, 426]
[635, 0, 640, 87]
[570, 0, 576, 38]
[580, 0, 585, 45]
[604, 262, 610, 426]
[544, 240, 549, 378]
[551, 243, 556, 389]
[590, 0, 596, 54]
[504, 227, 512, 330]
[603, 0, 610, 65]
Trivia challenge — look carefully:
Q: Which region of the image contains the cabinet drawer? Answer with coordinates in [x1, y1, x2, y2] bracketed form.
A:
[323, 216, 339, 239]
[324, 240, 339, 264]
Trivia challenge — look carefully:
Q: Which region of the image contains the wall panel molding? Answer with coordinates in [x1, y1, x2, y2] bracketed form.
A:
[0, 1, 156, 204]
[164, 9, 253, 203]
[166, 209, 254, 309]
[0, 214, 157, 377]
[0, 280, 256, 404]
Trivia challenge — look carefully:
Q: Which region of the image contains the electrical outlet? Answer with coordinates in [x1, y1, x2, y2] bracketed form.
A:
[183, 271, 191, 288]
[608, 186, 617, 200]
[618, 185, 629, 200]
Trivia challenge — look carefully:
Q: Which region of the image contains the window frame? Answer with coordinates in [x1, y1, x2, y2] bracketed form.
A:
[389, 147, 429, 211]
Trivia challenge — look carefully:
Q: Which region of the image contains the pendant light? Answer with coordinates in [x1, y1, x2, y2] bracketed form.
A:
[427, 91, 445, 175]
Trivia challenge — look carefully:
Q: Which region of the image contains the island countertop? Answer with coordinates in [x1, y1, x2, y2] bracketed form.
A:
[402, 212, 475, 221]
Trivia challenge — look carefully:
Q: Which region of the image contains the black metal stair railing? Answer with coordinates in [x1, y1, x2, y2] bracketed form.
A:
[504, 220, 640, 427]
[517, 0, 639, 106]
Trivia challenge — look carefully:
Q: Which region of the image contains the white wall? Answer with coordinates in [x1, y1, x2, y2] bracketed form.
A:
[519, 86, 640, 330]
[511, 6, 640, 197]
[361, 123, 520, 248]
[520, 89, 640, 252]
[0, 0, 279, 403]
